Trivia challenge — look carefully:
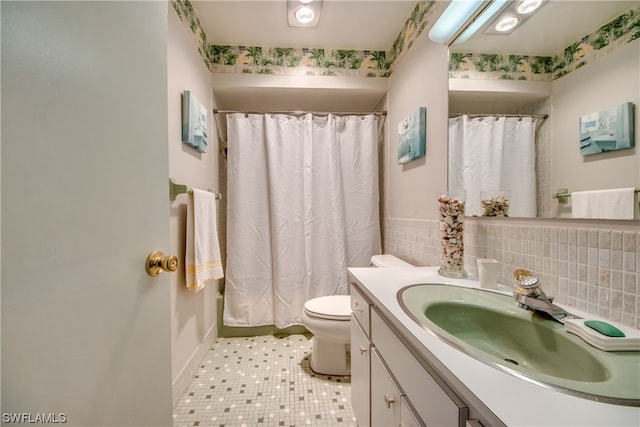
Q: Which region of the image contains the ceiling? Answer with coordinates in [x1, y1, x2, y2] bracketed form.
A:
[192, 0, 418, 51]
[192, 1, 636, 55]
[451, 0, 637, 56]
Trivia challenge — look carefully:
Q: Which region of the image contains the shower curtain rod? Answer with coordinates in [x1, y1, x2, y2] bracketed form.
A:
[449, 113, 548, 119]
[213, 109, 387, 117]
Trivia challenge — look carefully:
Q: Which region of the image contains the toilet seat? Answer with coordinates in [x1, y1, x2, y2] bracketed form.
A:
[303, 295, 351, 321]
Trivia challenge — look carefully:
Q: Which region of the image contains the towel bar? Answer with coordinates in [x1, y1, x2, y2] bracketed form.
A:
[553, 187, 640, 204]
[169, 178, 222, 201]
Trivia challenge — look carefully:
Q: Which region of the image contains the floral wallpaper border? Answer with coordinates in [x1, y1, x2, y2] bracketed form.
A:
[171, 0, 440, 78]
[449, 3, 640, 82]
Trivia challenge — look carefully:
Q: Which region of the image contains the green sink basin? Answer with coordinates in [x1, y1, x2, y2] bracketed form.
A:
[398, 284, 640, 406]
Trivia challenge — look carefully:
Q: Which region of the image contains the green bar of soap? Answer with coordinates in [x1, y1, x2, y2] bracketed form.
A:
[584, 320, 626, 337]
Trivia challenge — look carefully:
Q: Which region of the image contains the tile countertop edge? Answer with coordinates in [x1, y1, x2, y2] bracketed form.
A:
[347, 266, 640, 427]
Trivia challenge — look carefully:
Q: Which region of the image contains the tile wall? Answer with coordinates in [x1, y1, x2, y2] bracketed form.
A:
[383, 217, 640, 328]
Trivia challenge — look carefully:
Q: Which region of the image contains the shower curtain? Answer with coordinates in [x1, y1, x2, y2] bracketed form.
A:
[448, 115, 539, 217]
[224, 113, 381, 328]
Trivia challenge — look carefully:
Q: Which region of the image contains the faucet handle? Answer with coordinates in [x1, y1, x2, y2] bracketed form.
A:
[517, 276, 540, 289]
[515, 275, 543, 298]
[513, 268, 534, 281]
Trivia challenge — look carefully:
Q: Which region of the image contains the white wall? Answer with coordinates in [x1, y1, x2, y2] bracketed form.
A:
[167, 7, 222, 405]
[386, 29, 449, 221]
[551, 40, 640, 217]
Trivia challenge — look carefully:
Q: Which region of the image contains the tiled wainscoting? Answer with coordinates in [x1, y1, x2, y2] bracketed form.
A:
[384, 217, 640, 328]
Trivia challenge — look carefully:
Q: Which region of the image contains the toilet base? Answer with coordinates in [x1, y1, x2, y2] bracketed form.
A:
[309, 337, 350, 376]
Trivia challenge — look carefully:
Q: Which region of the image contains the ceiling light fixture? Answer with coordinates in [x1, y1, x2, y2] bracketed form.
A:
[454, 0, 509, 44]
[516, 0, 542, 14]
[287, 0, 323, 28]
[495, 15, 520, 32]
[428, 0, 486, 44]
[484, 0, 547, 36]
[294, 6, 315, 24]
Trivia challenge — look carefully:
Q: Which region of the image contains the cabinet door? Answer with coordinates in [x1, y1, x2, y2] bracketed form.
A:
[371, 311, 468, 426]
[401, 397, 424, 427]
[351, 316, 371, 426]
[371, 349, 402, 427]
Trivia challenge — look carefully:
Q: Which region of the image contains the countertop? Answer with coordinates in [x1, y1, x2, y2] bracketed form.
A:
[348, 266, 640, 427]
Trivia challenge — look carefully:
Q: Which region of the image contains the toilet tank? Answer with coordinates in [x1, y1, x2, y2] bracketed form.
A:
[370, 254, 413, 268]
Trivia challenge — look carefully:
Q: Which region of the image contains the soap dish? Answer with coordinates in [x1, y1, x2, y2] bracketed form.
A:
[565, 319, 640, 351]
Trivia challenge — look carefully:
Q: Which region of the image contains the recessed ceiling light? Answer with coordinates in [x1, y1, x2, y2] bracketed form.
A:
[516, 0, 542, 15]
[294, 6, 315, 24]
[287, 0, 323, 27]
[495, 15, 520, 32]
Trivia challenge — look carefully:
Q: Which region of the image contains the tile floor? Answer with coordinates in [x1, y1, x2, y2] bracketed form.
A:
[173, 334, 357, 427]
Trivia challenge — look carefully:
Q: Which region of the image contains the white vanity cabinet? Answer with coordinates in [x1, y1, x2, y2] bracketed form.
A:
[370, 348, 403, 426]
[351, 317, 371, 426]
[350, 285, 372, 426]
[350, 281, 471, 427]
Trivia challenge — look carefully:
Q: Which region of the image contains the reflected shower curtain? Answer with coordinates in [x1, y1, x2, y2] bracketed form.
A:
[448, 115, 539, 217]
[224, 113, 381, 328]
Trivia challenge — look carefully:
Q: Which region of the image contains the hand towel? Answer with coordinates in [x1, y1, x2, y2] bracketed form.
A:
[186, 188, 224, 292]
[571, 188, 637, 220]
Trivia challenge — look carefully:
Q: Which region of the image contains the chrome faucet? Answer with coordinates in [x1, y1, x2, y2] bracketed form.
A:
[512, 276, 580, 324]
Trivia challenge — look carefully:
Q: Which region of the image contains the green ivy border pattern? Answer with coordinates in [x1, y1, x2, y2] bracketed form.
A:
[171, 0, 439, 78]
[449, 3, 640, 82]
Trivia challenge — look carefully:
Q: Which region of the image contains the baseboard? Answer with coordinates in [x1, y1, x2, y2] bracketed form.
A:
[172, 324, 217, 410]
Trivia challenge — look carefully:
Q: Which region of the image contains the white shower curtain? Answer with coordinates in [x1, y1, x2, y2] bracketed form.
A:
[448, 115, 539, 217]
[224, 113, 381, 328]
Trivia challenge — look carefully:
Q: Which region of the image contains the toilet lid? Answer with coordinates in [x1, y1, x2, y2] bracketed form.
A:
[304, 295, 351, 320]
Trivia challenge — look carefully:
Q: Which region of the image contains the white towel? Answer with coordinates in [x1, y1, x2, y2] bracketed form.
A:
[186, 188, 223, 292]
[572, 188, 637, 220]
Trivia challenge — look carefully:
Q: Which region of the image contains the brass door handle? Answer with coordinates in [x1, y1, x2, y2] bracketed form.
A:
[146, 251, 179, 276]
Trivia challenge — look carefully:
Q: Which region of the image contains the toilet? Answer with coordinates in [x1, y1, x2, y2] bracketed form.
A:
[301, 254, 413, 376]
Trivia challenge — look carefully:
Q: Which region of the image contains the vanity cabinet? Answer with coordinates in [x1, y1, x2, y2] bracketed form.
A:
[350, 281, 473, 427]
[370, 348, 403, 426]
[351, 317, 371, 426]
[350, 284, 372, 426]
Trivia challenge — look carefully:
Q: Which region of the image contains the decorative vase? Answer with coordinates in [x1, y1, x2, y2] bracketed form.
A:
[437, 190, 467, 278]
[480, 190, 510, 217]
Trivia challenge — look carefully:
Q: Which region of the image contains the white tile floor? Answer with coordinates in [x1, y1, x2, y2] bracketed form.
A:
[173, 334, 357, 427]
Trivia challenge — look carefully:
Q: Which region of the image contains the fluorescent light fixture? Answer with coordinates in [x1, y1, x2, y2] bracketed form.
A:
[495, 15, 520, 32]
[429, 0, 486, 44]
[288, 0, 323, 27]
[454, 0, 509, 44]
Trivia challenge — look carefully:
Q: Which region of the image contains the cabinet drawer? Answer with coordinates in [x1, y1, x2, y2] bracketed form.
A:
[350, 283, 371, 336]
[371, 349, 402, 427]
[372, 310, 468, 427]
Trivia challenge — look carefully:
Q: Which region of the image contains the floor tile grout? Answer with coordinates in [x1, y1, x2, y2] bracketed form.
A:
[173, 334, 356, 427]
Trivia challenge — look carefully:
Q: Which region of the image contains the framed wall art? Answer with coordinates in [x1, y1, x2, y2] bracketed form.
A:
[182, 90, 208, 153]
[398, 107, 426, 164]
[579, 102, 634, 156]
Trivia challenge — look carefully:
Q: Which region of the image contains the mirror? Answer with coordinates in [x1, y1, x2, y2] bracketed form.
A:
[447, 0, 639, 220]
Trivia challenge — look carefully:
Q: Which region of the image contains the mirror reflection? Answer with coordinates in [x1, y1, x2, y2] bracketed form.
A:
[447, 0, 639, 220]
